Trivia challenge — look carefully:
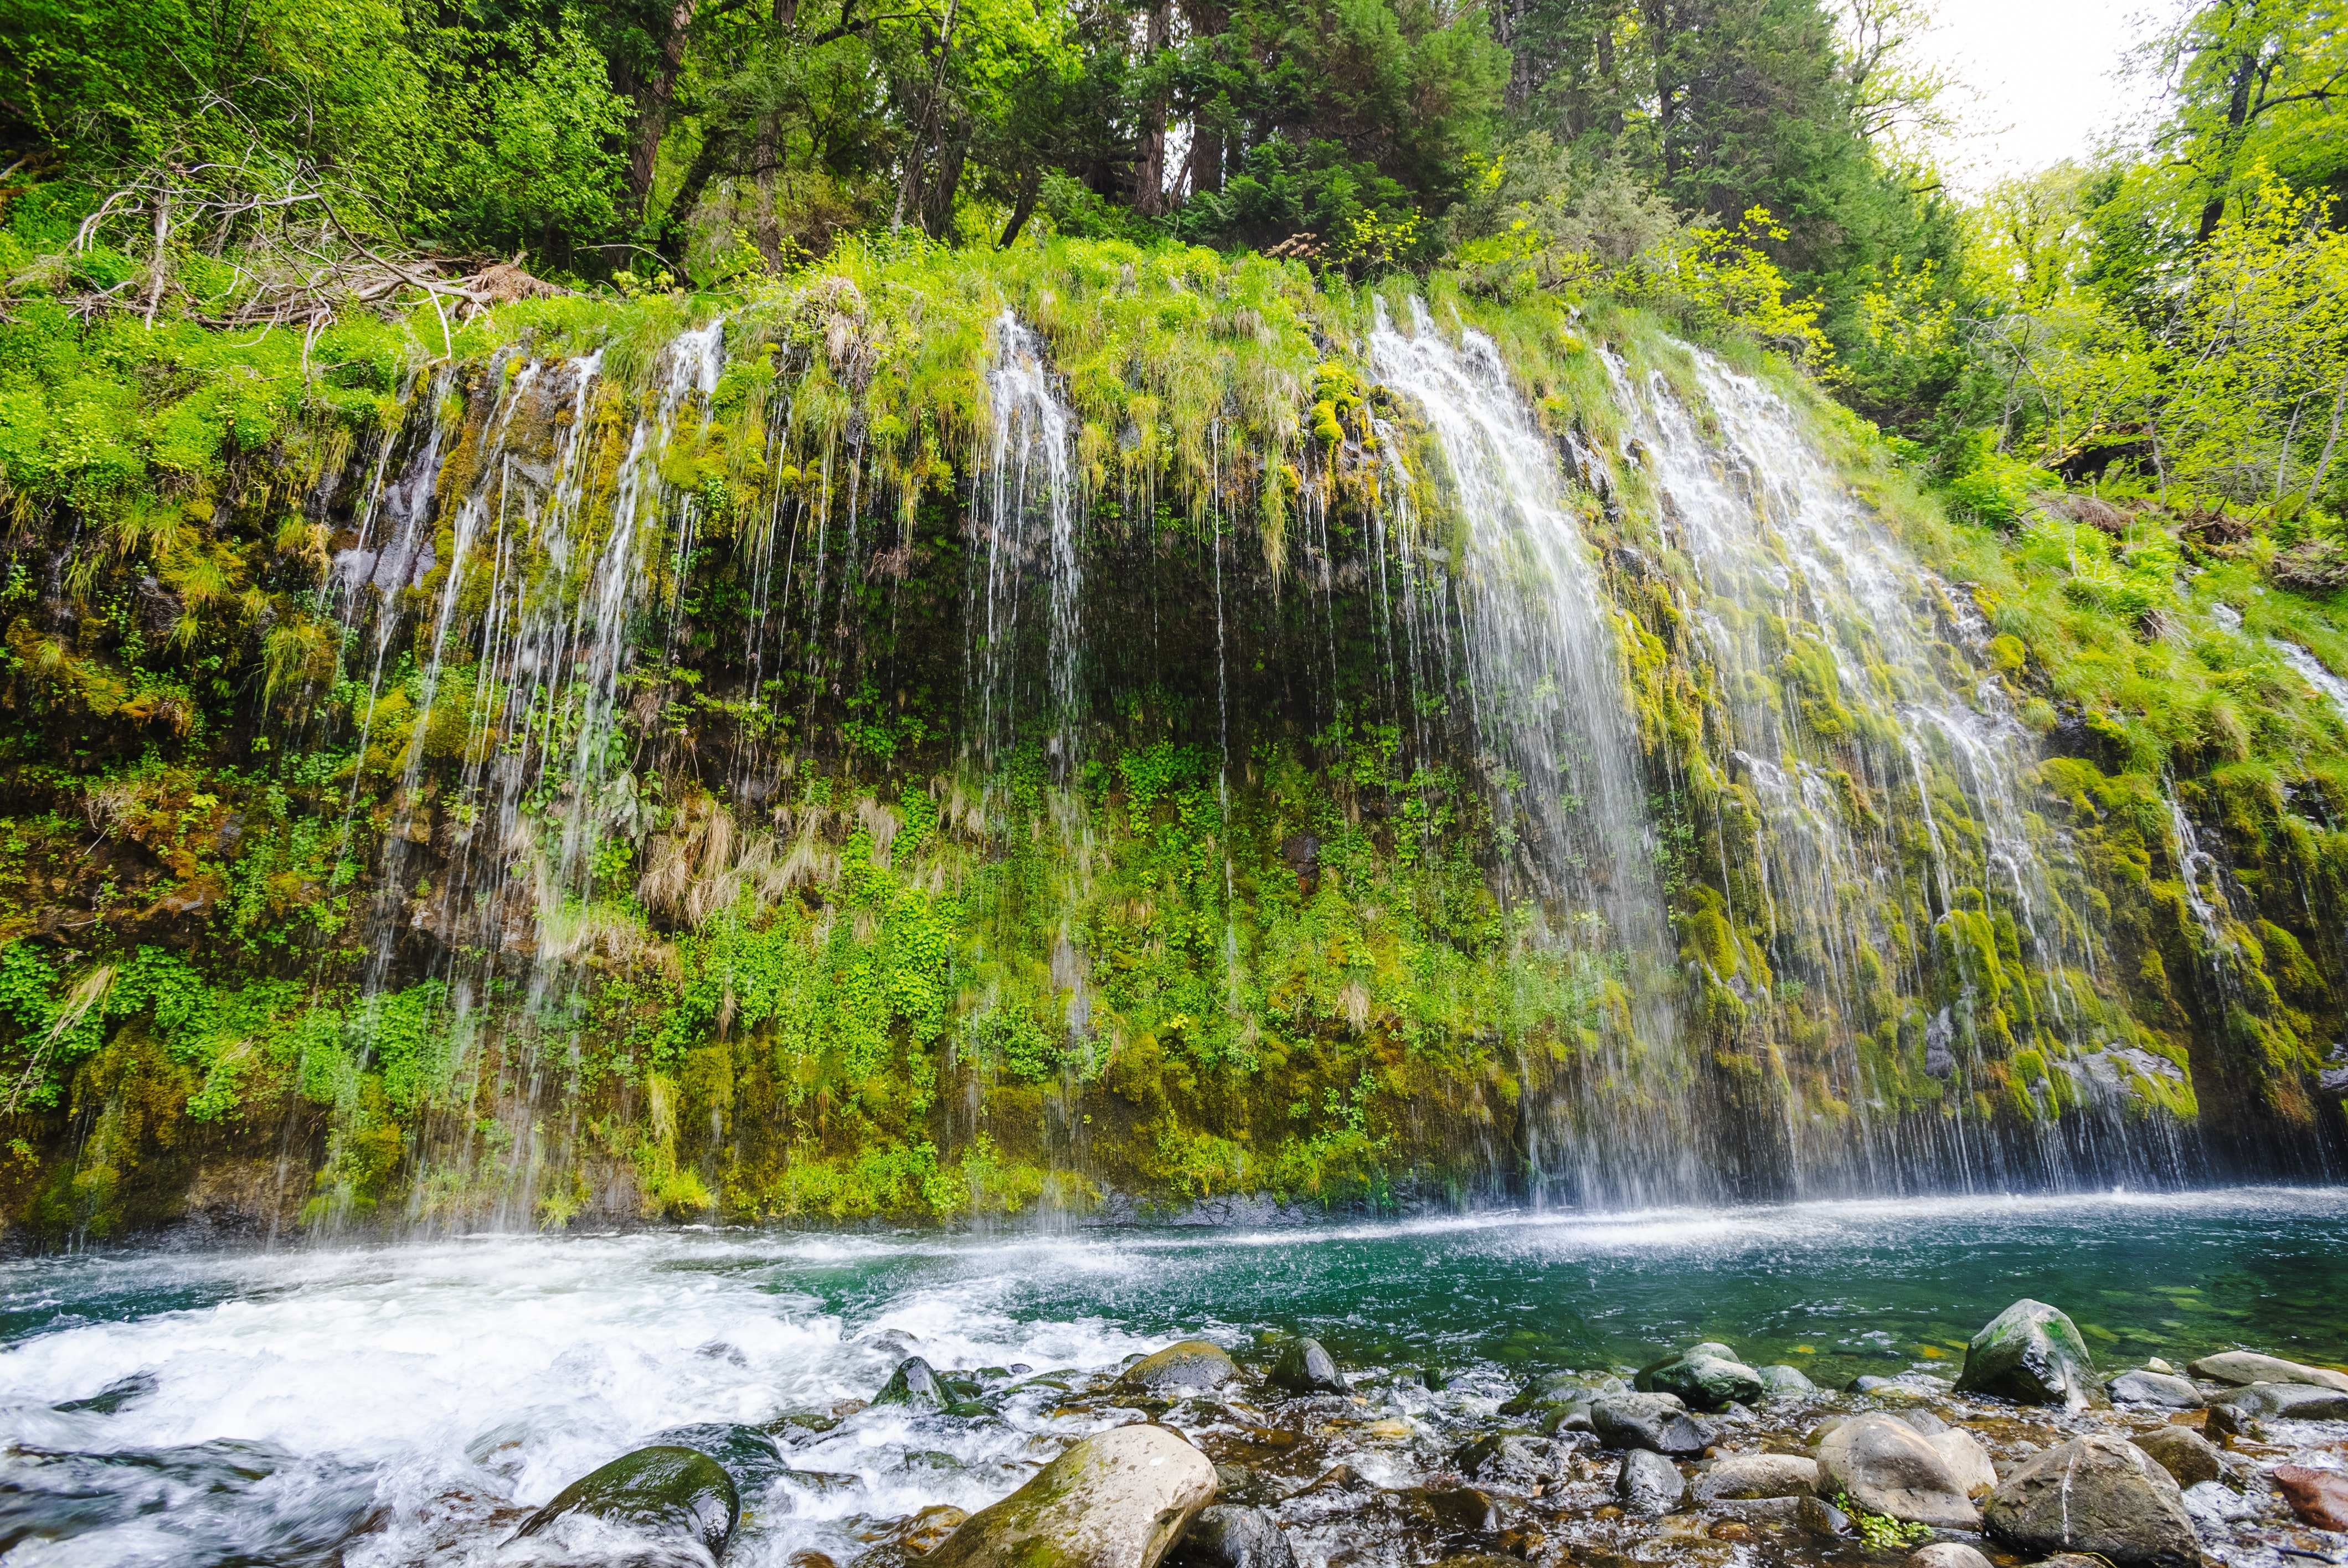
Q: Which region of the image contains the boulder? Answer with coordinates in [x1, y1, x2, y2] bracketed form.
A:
[1455, 1433, 1571, 1489]
[1616, 1450, 1687, 1515]
[2110, 1370, 2203, 1409]
[1898, 1411, 1948, 1436]
[1815, 1413, 1980, 1529]
[1925, 1428, 1997, 1498]
[928, 1424, 1215, 1568]
[1982, 1433, 2197, 1567]
[2130, 1426, 2222, 1489]
[874, 1355, 949, 1409]
[511, 1445, 740, 1556]
[1501, 1370, 1624, 1414]
[1692, 1453, 1819, 1502]
[2211, 1380, 2348, 1420]
[647, 1422, 793, 1491]
[1165, 1504, 1297, 1568]
[1403, 1487, 1503, 1533]
[1953, 1299, 2107, 1410]
[1637, 1348, 1765, 1411]
[1908, 1545, 1994, 1568]
[1590, 1392, 1715, 1457]
[1119, 1342, 1239, 1396]
[1755, 1364, 1816, 1397]
[2185, 1351, 2348, 1392]
[2273, 1466, 2348, 1532]
[1796, 1495, 1853, 1538]
[1265, 1338, 1348, 1395]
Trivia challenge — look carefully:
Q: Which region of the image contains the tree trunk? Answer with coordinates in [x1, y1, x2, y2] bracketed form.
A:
[2196, 48, 2261, 245]
[1132, 0, 1173, 214]
[628, 0, 703, 215]
[999, 164, 1044, 247]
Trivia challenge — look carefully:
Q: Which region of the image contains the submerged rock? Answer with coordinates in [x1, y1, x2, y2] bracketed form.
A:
[927, 1423, 1214, 1568]
[1815, 1412, 1980, 1529]
[647, 1422, 792, 1491]
[1590, 1392, 1714, 1456]
[1119, 1342, 1239, 1395]
[1501, 1370, 1624, 1413]
[1908, 1545, 1994, 1568]
[2131, 1426, 2223, 1488]
[1615, 1450, 1687, 1515]
[2272, 1466, 2348, 1531]
[1953, 1299, 2107, 1410]
[1265, 1338, 1348, 1395]
[1212, 1465, 1280, 1507]
[1455, 1433, 1571, 1489]
[873, 1355, 949, 1409]
[1635, 1347, 1764, 1411]
[1691, 1453, 1818, 1501]
[2211, 1380, 2348, 1419]
[2109, 1370, 2203, 1409]
[510, 1444, 740, 1556]
[2185, 1350, 2348, 1391]
[1754, 1364, 1815, 1397]
[1796, 1494, 1853, 1538]
[1166, 1504, 1296, 1568]
[53, 1373, 158, 1415]
[1982, 1433, 2196, 1567]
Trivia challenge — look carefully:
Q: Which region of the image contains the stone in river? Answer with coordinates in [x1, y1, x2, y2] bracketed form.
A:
[1796, 1495, 1853, 1538]
[1925, 1428, 1997, 1498]
[1265, 1338, 1349, 1395]
[1908, 1545, 1993, 1568]
[873, 1355, 949, 1409]
[2130, 1426, 2223, 1488]
[1118, 1341, 1239, 1395]
[1636, 1347, 1765, 1411]
[1953, 1299, 2108, 1410]
[927, 1423, 1215, 1568]
[2273, 1466, 2348, 1531]
[1754, 1364, 1816, 1397]
[2185, 1350, 2348, 1392]
[2212, 1380, 2348, 1419]
[1590, 1392, 1715, 1457]
[1166, 1504, 1297, 1568]
[1691, 1453, 1819, 1501]
[1212, 1465, 1281, 1507]
[1982, 1433, 2197, 1568]
[510, 1444, 740, 1556]
[2110, 1370, 2203, 1409]
[1454, 1433, 1571, 1488]
[1615, 1450, 1687, 1516]
[1815, 1412, 1980, 1529]
[647, 1422, 792, 1490]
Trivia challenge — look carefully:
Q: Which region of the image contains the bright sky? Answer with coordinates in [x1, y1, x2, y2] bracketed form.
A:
[1915, 0, 2171, 193]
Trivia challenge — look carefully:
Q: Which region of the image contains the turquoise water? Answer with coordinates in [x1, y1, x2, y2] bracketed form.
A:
[0, 1186, 2341, 1564]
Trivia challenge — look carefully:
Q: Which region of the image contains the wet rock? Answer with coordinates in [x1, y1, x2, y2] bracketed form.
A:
[1953, 1299, 2107, 1410]
[647, 1422, 791, 1491]
[873, 1355, 949, 1409]
[2203, 1401, 2246, 1437]
[1455, 1432, 1571, 1489]
[1291, 1464, 1373, 1498]
[511, 1444, 740, 1556]
[1755, 1364, 1816, 1397]
[1927, 1428, 1997, 1498]
[1616, 1450, 1687, 1515]
[1501, 1370, 1624, 1415]
[1636, 1347, 1765, 1412]
[1590, 1392, 1714, 1457]
[2180, 1480, 2256, 1525]
[1119, 1342, 1239, 1395]
[777, 1468, 866, 1498]
[1982, 1433, 2196, 1567]
[787, 1552, 840, 1568]
[1816, 1412, 1980, 1529]
[1692, 1453, 1819, 1501]
[895, 1504, 971, 1552]
[2110, 1370, 2203, 1409]
[1403, 1486, 1503, 1533]
[53, 1373, 159, 1415]
[1266, 1338, 1348, 1395]
[2185, 1351, 2348, 1392]
[2130, 1426, 2222, 1488]
[928, 1423, 1215, 1568]
[1213, 1465, 1280, 1507]
[2273, 1466, 2348, 1531]
[2211, 1380, 2348, 1419]
[1797, 1494, 1853, 1538]
[1908, 1545, 1993, 1568]
[1166, 1504, 1296, 1568]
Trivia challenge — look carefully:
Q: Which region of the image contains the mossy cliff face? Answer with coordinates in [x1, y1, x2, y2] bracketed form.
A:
[0, 238, 2340, 1242]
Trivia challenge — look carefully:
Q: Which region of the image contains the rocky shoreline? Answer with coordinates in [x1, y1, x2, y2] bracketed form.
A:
[500, 1299, 2348, 1567]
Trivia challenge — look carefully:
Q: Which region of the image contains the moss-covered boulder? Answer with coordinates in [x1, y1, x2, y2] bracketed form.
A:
[1265, 1338, 1348, 1395]
[1634, 1345, 1764, 1411]
[1118, 1341, 1237, 1395]
[509, 1443, 740, 1555]
[1953, 1299, 2107, 1410]
[927, 1423, 1216, 1568]
[1816, 1414, 1980, 1529]
[648, 1421, 792, 1490]
[874, 1354, 949, 1409]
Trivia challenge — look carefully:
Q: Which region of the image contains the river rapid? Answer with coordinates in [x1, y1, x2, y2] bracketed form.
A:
[1, 1187, 2344, 1565]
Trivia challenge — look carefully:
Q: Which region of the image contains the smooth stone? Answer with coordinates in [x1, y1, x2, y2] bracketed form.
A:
[1899, 1410, 1949, 1436]
[1908, 1545, 1994, 1568]
[2110, 1370, 2203, 1409]
[1455, 1432, 1571, 1488]
[1798, 1494, 1854, 1538]
[2180, 1480, 2256, 1524]
[1816, 1412, 1980, 1529]
[2213, 1380, 2348, 1419]
[1637, 1349, 1765, 1412]
[1954, 1299, 2107, 1410]
[1590, 1392, 1715, 1457]
[1166, 1504, 1296, 1568]
[1119, 1341, 1239, 1395]
[2273, 1466, 2348, 1531]
[1266, 1338, 1348, 1395]
[1983, 1433, 2197, 1567]
[873, 1355, 948, 1409]
[1501, 1370, 1624, 1414]
[1691, 1453, 1819, 1501]
[1616, 1450, 1687, 1516]
[2131, 1426, 2223, 1488]
[928, 1424, 1215, 1568]
[2145, 1357, 2175, 1374]
[1686, 1341, 1739, 1360]
[1755, 1364, 1816, 1397]
[510, 1444, 740, 1555]
[2186, 1351, 2348, 1392]
[1927, 1428, 1997, 1498]
[647, 1422, 792, 1490]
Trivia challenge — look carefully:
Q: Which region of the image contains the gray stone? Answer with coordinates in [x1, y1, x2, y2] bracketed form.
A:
[2110, 1370, 2204, 1409]
[1798, 1495, 1853, 1538]
[1266, 1338, 1348, 1395]
[646, 1422, 792, 1492]
[2185, 1351, 2348, 1392]
[1119, 1342, 1239, 1395]
[1638, 1349, 1766, 1411]
[1926, 1428, 1996, 1498]
[1165, 1504, 1296, 1568]
[1692, 1453, 1819, 1501]
[1755, 1364, 1816, 1397]
[1501, 1370, 1624, 1414]
[1212, 1466, 1280, 1507]
[1816, 1412, 1980, 1529]
[2211, 1380, 2348, 1420]
[1982, 1432, 2197, 1568]
[2131, 1426, 2223, 1488]
[928, 1425, 1216, 1568]
[1908, 1545, 1994, 1568]
[1953, 1299, 2107, 1410]
[873, 1355, 948, 1409]
[1590, 1392, 1715, 1457]
[1454, 1433, 1571, 1488]
[511, 1445, 740, 1556]
[1616, 1450, 1687, 1515]
[1898, 1411, 1949, 1436]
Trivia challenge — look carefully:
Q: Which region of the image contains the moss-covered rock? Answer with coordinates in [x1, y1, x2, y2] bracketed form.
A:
[510, 1443, 739, 1555]
[1953, 1298, 2107, 1410]
[926, 1423, 1216, 1568]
